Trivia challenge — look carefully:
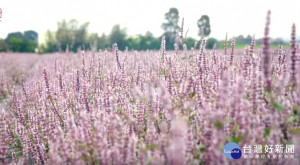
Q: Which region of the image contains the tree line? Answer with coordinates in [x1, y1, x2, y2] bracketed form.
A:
[0, 8, 286, 53]
[0, 30, 38, 52]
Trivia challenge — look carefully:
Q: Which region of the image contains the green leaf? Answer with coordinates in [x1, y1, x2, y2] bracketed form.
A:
[198, 144, 205, 152]
[232, 125, 239, 133]
[226, 135, 244, 144]
[116, 107, 123, 112]
[214, 121, 223, 129]
[264, 91, 272, 102]
[264, 127, 272, 137]
[243, 94, 250, 100]
[143, 114, 149, 119]
[146, 144, 159, 150]
[286, 116, 295, 124]
[189, 92, 196, 99]
[89, 96, 94, 104]
[80, 144, 87, 150]
[129, 99, 136, 104]
[133, 109, 138, 114]
[288, 128, 300, 134]
[226, 136, 233, 142]
[292, 104, 299, 117]
[272, 102, 284, 112]
[188, 115, 195, 122]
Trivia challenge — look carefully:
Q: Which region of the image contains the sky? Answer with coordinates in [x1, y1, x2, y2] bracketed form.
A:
[0, 0, 299, 43]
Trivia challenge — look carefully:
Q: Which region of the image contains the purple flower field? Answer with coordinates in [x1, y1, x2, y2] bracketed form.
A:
[0, 13, 299, 165]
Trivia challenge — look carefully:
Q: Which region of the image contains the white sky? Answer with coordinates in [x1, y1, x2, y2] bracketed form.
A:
[0, 0, 299, 43]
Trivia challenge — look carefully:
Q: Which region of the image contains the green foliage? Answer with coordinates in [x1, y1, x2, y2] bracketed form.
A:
[164, 33, 176, 50]
[97, 33, 109, 50]
[288, 128, 300, 134]
[232, 125, 239, 133]
[143, 114, 149, 119]
[2, 11, 218, 53]
[88, 33, 109, 51]
[214, 121, 223, 129]
[161, 8, 180, 35]
[4, 31, 38, 52]
[126, 33, 160, 50]
[197, 15, 211, 37]
[41, 22, 162, 53]
[286, 116, 296, 124]
[185, 37, 197, 49]
[0, 39, 7, 52]
[218, 36, 288, 50]
[264, 127, 272, 137]
[109, 25, 127, 50]
[41, 20, 91, 53]
[6, 37, 23, 52]
[285, 105, 298, 124]
[138, 33, 160, 50]
[272, 101, 284, 112]
[146, 144, 159, 150]
[56, 19, 90, 52]
[271, 37, 285, 45]
[188, 115, 195, 122]
[116, 107, 123, 112]
[189, 92, 196, 99]
[206, 37, 218, 49]
[39, 30, 58, 53]
[23, 39, 37, 52]
[161, 8, 180, 50]
[235, 35, 252, 45]
[226, 135, 244, 144]
[24, 30, 38, 41]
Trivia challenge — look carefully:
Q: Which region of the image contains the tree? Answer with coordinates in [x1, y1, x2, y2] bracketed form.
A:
[98, 33, 109, 50]
[73, 22, 90, 51]
[5, 32, 23, 52]
[40, 30, 58, 53]
[271, 38, 284, 45]
[197, 15, 211, 38]
[5, 31, 38, 52]
[24, 30, 38, 52]
[56, 20, 73, 51]
[126, 36, 140, 50]
[6, 32, 23, 39]
[24, 30, 38, 41]
[206, 38, 218, 49]
[23, 39, 37, 52]
[235, 35, 251, 45]
[161, 8, 180, 35]
[109, 25, 127, 50]
[161, 8, 180, 50]
[0, 39, 7, 52]
[7, 37, 23, 52]
[185, 37, 197, 49]
[126, 33, 160, 51]
[55, 19, 90, 52]
[88, 33, 109, 51]
[88, 33, 100, 51]
[138, 33, 160, 50]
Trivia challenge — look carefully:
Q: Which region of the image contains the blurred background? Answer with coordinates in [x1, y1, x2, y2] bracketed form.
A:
[0, 0, 299, 53]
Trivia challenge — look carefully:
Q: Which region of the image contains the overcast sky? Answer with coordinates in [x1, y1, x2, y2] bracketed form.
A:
[0, 0, 299, 42]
